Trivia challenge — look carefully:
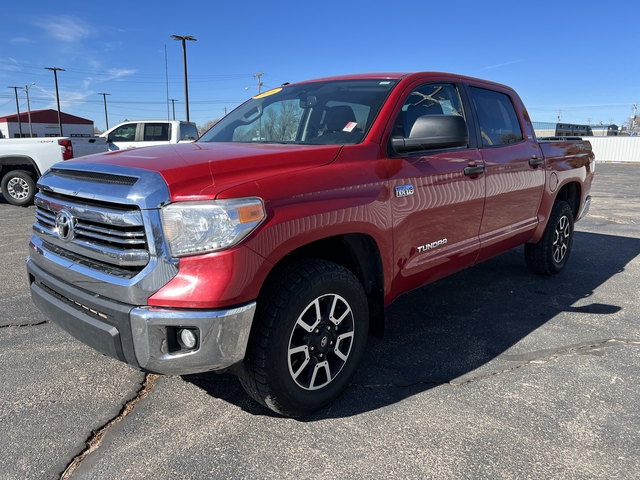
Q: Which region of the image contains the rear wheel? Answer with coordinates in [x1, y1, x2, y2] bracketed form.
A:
[240, 259, 369, 417]
[1, 170, 36, 207]
[525, 200, 574, 275]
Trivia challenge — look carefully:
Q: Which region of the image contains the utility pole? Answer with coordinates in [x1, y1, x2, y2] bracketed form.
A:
[631, 103, 638, 130]
[25, 83, 35, 137]
[557, 110, 562, 123]
[98, 93, 110, 130]
[587, 118, 591, 125]
[7, 86, 23, 137]
[45, 67, 65, 136]
[169, 99, 178, 120]
[253, 72, 264, 94]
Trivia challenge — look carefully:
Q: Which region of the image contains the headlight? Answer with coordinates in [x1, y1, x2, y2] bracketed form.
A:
[161, 198, 265, 257]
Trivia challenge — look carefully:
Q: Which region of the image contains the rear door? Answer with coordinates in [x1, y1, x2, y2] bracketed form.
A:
[136, 122, 171, 148]
[467, 85, 545, 262]
[385, 81, 486, 296]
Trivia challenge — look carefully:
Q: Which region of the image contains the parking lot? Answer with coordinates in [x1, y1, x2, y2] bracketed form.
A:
[1, 163, 638, 479]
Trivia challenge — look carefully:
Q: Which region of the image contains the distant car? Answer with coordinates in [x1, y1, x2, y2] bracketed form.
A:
[100, 120, 198, 151]
[0, 136, 107, 206]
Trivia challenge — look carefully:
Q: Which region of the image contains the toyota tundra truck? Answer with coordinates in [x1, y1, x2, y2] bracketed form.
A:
[27, 73, 595, 417]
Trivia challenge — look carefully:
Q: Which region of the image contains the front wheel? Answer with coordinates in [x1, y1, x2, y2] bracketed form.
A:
[1, 170, 36, 207]
[525, 200, 574, 275]
[240, 259, 369, 417]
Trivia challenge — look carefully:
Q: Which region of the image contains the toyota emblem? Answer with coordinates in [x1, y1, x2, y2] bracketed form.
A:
[55, 210, 75, 242]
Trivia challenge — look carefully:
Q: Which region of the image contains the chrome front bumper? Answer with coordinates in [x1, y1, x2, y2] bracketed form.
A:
[130, 304, 255, 375]
[28, 258, 255, 375]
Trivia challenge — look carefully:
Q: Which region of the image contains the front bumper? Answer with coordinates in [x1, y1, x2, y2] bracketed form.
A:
[27, 258, 255, 375]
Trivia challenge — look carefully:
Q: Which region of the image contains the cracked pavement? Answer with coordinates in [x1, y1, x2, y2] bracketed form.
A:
[1, 163, 639, 479]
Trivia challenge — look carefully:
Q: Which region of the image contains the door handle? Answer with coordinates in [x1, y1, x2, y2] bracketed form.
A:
[529, 156, 544, 167]
[464, 165, 485, 176]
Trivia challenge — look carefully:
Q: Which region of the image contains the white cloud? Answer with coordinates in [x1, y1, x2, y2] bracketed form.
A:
[33, 15, 95, 43]
[80, 68, 137, 90]
[107, 69, 137, 80]
[10, 37, 32, 44]
[483, 60, 524, 70]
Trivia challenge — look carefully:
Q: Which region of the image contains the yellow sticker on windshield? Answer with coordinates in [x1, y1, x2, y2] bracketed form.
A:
[253, 88, 282, 99]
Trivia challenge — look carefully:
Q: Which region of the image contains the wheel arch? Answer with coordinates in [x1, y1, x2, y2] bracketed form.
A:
[554, 181, 581, 220]
[530, 179, 582, 244]
[0, 155, 41, 178]
[262, 233, 386, 337]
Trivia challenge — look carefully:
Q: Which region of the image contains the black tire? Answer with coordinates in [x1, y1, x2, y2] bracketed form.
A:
[525, 200, 574, 276]
[239, 259, 369, 417]
[1, 170, 36, 207]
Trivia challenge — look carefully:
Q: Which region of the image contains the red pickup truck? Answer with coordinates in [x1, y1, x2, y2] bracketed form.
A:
[27, 72, 595, 417]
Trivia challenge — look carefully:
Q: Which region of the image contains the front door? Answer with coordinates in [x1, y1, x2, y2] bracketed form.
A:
[385, 82, 486, 297]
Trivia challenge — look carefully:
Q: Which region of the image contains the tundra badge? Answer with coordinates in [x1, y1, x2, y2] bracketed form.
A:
[417, 239, 448, 252]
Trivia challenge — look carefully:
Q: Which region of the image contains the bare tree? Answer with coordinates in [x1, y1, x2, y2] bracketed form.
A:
[198, 119, 220, 136]
[262, 101, 300, 141]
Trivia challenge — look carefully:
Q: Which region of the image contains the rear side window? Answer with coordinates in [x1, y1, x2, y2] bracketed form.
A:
[143, 123, 170, 142]
[180, 124, 199, 140]
[469, 87, 523, 146]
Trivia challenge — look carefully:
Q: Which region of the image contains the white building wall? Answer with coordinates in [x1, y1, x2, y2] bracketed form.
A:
[0, 121, 93, 138]
[586, 137, 640, 163]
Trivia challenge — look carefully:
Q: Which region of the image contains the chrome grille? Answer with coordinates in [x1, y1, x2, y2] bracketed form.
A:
[34, 193, 150, 276]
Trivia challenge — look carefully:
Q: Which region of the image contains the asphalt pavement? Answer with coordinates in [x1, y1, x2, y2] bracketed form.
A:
[0, 163, 638, 479]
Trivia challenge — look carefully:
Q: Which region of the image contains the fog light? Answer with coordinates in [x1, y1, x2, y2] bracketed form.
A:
[178, 328, 198, 349]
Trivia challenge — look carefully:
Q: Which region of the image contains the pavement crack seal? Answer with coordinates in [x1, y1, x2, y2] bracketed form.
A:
[0, 321, 49, 328]
[450, 338, 640, 386]
[60, 373, 159, 480]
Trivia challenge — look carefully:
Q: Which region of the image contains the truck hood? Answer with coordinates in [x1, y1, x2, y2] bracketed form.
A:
[71, 142, 342, 201]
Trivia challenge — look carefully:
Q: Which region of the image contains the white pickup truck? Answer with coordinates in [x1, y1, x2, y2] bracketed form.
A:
[0, 136, 107, 206]
[100, 120, 199, 151]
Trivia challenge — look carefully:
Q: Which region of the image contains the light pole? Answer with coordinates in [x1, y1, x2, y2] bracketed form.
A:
[7, 86, 23, 137]
[45, 67, 65, 136]
[170, 35, 196, 122]
[24, 83, 35, 137]
[98, 93, 111, 130]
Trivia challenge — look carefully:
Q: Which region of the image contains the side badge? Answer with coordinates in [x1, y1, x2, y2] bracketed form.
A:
[395, 184, 414, 197]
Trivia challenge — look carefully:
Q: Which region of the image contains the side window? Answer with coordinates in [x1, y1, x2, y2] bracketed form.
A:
[394, 83, 464, 138]
[109, 124, 136, 142]
[143, 123, 170, 142]
[180, 124, 199, 140]
[469, 87, 523, 146]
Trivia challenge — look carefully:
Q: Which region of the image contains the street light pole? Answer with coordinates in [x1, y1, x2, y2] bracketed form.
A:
[45, 67, 65, 136]
[7, 86, 23, 137]
[98, 93, 111, 130]
[170, 35, 197, 123]
[25, 83, 35, 137]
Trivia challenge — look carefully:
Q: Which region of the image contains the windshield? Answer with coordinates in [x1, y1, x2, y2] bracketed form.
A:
[198, 79, 398, 145]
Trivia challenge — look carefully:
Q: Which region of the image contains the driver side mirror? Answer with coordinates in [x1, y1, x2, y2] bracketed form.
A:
[391, 115, 469, 153]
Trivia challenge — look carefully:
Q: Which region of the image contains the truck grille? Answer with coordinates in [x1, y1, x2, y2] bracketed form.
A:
[34, 192, 150, 278]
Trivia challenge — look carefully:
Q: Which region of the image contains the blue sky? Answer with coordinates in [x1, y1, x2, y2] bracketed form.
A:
[1, 0, 638, 131]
